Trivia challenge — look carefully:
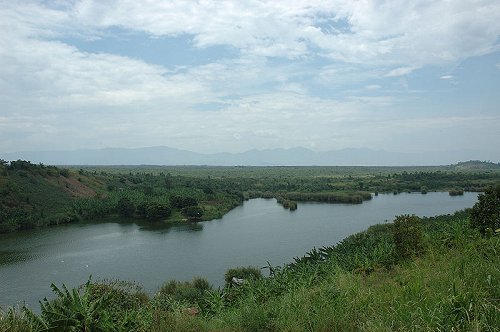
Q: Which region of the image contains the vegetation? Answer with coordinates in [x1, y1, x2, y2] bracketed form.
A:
[224, 266, 263, 286]
[449, 189, 465, 196]
[0, 160, 85, 233]
[2, 194, 499, 331]
[117, 197, 135, 218]
[2, 159, 500, 233]
[156, 278, 212, 309]
[393, 214, 424, 259]
[275, 196, 297, 210]
[470, 185, 500, 235]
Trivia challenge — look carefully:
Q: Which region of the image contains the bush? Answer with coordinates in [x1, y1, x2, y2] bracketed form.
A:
[156, 278, 212, 306]
[145, 202, 172, 221]
[170, 195, 198, 209]
[0, 307, 32, 331]
[393, 214, 424, 260]
[470, 185, 500, 235]
[26, 277, 113, 331]
[88, 279, 148, 312]
[181, 205, 204, 221]
[116, 197, 135, 218]
[449, 189, 464, 196]
[224, 266, 263, 286]
[59, 168, 70, 177]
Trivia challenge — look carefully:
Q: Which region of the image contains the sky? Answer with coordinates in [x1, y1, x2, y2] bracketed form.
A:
[0, 0, 499, 160]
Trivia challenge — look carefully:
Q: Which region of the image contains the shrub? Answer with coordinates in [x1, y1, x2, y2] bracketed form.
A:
[470, 185, 500, 235]
[156, 278, 212, 306]
[87, 279, 149, 329]
[192, 277, 211, 292]
[59, 168, 70, 177]
[449, 189, 464, 196]
[224, 266, 263, 286]
[0, 307, 32, 331]
[181, 205, 204, 221]
[26, 277, 113, 331]
[393, 214, 424, 260]
[88, 279, 148, 312]
[116, 197, 135, 218]
[170, 195, 198, 209]
[145, 202, 172, 221]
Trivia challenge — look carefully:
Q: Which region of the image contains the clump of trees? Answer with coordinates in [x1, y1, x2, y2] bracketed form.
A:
[181, 205, 204, 221]
[116, 198, 135, 218]
[449, 189, 464, 196]
[137, 202, 172, 221]
[170, 195, 198, 209]
[276, 196, 297, 210]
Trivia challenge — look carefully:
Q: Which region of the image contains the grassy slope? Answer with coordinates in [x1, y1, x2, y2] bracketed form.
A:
[0, 167, 102, 232]
[156, 213, 499, 332]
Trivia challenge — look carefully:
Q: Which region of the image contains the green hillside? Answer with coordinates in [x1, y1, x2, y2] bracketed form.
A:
[0, 160, 101, 233]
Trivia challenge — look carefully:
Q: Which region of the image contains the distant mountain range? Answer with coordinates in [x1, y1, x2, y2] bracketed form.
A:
[1, 146, 498, 166]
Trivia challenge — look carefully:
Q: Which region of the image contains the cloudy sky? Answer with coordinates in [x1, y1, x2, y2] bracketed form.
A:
[1, 1, 499, 159]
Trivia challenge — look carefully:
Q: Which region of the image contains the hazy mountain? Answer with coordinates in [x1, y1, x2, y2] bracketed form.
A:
[1, 146, 495, 166]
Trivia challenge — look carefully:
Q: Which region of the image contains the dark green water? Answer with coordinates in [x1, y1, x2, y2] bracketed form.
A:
[0, 192, 478, 310]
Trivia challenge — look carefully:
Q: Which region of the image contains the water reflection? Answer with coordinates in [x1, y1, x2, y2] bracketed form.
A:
[0, 250, 33, 265]
[184, 222, 204, 232]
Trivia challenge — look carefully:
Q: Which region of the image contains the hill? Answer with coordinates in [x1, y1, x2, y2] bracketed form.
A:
[453, 160, 500, 171]
[0, 160, 101, 232]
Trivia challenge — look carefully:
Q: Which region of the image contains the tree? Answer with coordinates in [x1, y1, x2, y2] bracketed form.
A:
[470, 185, 500, 235]
[145, 202, 171, 221]
[116, 198, 135, 218]
[170, 195, 198, 209]
[182, 205, 204, 221]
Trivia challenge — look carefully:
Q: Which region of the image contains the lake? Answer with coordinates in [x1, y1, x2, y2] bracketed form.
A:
[0, 192, 478, 309]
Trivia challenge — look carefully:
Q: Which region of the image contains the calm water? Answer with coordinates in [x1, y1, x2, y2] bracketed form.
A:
[0, 192, 478, 309]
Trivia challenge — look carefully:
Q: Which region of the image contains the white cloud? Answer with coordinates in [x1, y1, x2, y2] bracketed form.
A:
[385, 66, 415, 77]
[440, 75, 454, 80]
[1, 1, 500, 158]
[0, 30, 217, 111]
[6, 0, 496, 66]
